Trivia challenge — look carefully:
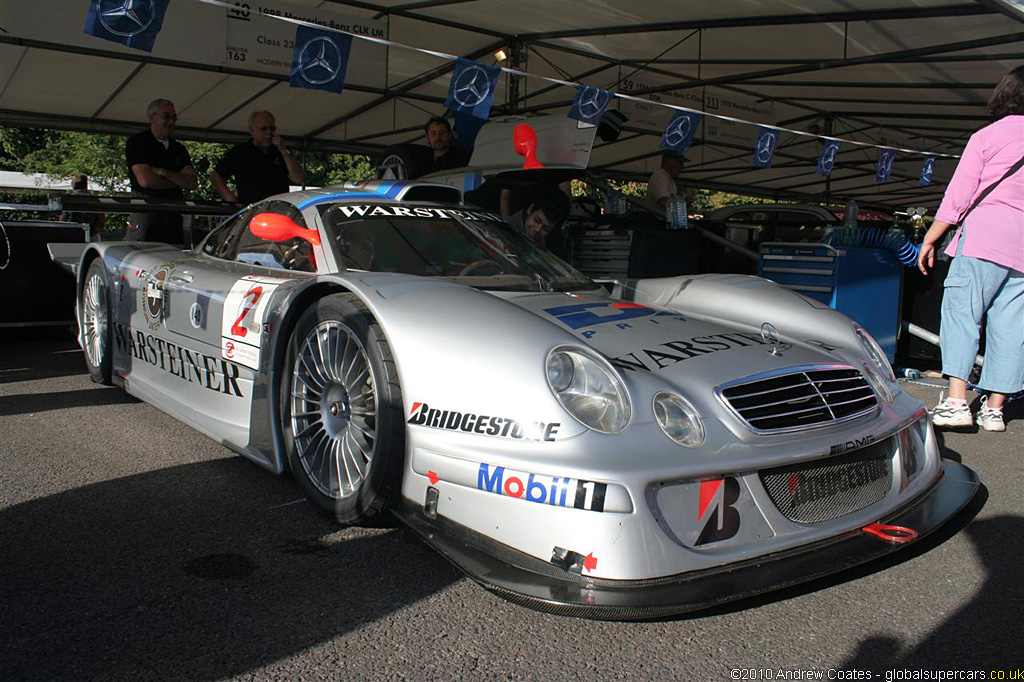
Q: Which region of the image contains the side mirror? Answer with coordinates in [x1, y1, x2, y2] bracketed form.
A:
[250, 213, 321, 246]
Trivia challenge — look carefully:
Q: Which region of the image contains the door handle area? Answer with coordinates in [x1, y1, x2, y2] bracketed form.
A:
[169, 271, 194, 284]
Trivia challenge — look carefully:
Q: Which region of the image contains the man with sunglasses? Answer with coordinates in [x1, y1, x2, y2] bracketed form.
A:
[211, 110, 304, 205]
[124, 98, 197, 244]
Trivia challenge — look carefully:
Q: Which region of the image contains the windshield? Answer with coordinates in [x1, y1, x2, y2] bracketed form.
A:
[320, 203, 595, 292]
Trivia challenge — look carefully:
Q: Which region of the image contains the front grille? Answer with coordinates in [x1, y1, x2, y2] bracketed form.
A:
[720, 367, 877, 432]
[760, 438, 895, 523]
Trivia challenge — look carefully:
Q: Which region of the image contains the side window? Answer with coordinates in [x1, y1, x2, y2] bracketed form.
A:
[234, 201, 316, 273]
[202, 208, 254, 260]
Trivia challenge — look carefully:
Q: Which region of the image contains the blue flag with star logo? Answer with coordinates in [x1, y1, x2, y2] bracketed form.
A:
[83, 0, 171, 53]
[660, 111, 702, 154]
[751, 127, 778, 168]
[568, 86, 612, 126]
[876, 148, 896, 183]
[815, 139, 841, 177]
[445, 59, 502, 120]
[290, 25, 353, 94]
[920, 156, 936, 186]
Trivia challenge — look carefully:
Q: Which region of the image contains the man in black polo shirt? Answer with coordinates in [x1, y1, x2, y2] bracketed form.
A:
[211, 110, 304, 205]
[124, 98, 198, 244]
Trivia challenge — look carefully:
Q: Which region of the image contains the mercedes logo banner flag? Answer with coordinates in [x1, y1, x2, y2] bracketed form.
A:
[751, 126, 778, 169]
[83, 0, 170, 53]
[815, 139, 842, 177]
[660, 111, 702, 155]
[920, 156, 936, 186]
[445, 58, 502, 120]
[876, 148, 896, 183]
[568, 86, 612, 126]
[289, 25, 353, 94]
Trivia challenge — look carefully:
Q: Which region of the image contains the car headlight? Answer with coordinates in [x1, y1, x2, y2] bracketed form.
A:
[855, 326, 895, 382]
[862, 362, 894, 403]
[546, 347, 630, 433]
[653, 392, 705, 447]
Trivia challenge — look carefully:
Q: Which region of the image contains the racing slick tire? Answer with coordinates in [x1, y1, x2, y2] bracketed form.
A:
[80, 259, 113, 385]
[282, 293, 405, 525]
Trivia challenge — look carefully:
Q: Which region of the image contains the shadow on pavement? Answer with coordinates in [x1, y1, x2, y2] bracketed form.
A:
[0, 458, 460, 680]
[841, 511, 1024, 670]
[0, 330, 83, 384]
[0, 386, 137, 416]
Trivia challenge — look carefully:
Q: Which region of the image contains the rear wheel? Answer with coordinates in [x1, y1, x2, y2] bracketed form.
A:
[282, 294, 405, 524]
[81, 259, 113, 385]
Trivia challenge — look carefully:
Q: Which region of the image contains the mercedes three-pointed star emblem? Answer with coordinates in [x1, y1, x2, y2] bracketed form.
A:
[760, 322, 782, 356]
[298, 37, 342, 85]
[453, 65, 490, 108]
[98, 0, 155, 37]
[663, 114, 692, 148]
[757, 131, 777, 163]
[577, 87, 609, 119]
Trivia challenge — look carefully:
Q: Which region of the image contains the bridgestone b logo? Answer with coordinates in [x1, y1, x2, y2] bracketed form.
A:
[407, 402, 560, 442]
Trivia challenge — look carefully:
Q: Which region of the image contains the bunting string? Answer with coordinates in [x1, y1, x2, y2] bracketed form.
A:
[196, 0, 960, 161]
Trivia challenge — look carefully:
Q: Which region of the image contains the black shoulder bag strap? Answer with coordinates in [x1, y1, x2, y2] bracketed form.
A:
[946, 152, 1024, 252]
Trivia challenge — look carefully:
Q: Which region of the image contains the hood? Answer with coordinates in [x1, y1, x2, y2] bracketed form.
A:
[496, 290, 846, 388]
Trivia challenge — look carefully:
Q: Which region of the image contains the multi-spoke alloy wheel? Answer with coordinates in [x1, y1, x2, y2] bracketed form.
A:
[290, 320, 378, 499]
[81, 260, 113, 384]
[283, 294, 404, 524]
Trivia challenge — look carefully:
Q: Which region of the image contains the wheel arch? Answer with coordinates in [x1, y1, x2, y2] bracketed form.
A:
[264, 279, 367, 475]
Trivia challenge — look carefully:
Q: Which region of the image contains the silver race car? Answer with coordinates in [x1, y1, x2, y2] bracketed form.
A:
[58, 180, 978, 619]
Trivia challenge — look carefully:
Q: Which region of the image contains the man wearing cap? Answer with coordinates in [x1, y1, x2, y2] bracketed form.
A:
[645, 150, 684, 213]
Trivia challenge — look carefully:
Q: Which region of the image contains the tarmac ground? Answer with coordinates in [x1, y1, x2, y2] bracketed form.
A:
[2, 328, 1021, 681]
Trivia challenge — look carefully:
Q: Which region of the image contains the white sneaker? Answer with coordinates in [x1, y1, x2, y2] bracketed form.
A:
[976, 396, 1006, 432]
[931, 397, 973, 427]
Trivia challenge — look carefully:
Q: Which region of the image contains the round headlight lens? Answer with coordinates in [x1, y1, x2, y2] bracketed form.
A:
[863, 362, 894, 404]
[855, 326, 895, 382]
[546, 347, 630, 433]
[653, 392, 705, 447]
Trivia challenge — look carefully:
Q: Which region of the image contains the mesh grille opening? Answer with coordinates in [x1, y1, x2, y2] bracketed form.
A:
[721, 368, 877, 432]
[760, 437, 895, 523]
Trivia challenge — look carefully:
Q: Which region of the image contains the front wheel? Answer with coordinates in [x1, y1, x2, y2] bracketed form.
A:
[81, 259, 113, 385]
[282, 294, 405, 524]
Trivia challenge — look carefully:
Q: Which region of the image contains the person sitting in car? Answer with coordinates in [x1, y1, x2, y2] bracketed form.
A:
[505, 189, 571, 246]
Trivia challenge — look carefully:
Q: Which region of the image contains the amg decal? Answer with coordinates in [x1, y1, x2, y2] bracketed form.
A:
[407, 402, 560, 442]
[830, 435, 877, 456]
[113, 323, 243, 397]
[696, 478, 741, 546]
[612, 333, 769, 372]
[477, 463, 607, 512]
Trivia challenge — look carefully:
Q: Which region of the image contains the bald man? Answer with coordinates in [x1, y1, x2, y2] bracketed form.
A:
[211, 110, 304, 204]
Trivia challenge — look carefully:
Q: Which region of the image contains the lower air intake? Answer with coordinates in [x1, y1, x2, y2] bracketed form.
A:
[760, 437, 895, 523]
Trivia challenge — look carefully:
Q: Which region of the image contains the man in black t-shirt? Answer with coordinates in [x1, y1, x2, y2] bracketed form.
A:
[124, 98, 197, 244]
[211, 111, 304, 205]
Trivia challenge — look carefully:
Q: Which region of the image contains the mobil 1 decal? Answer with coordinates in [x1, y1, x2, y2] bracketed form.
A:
[221, 275, 288, 370]
[652, 475, 772, 549]
[477, 462, 607, 512]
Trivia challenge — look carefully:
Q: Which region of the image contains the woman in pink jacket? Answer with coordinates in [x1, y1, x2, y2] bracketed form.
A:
[918, 66, 1024, 432]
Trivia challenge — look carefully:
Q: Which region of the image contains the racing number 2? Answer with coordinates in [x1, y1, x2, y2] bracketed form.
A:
[231, 286, 263, 338]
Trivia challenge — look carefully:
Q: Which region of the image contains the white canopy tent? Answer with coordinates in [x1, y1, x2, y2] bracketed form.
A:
[0, 0, 1021, 208]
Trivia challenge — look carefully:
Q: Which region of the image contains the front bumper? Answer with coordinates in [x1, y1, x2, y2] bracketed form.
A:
[394, 459, 979, 620]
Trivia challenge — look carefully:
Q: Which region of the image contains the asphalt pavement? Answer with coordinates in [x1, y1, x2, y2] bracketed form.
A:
[2, 328, 1021, 681]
